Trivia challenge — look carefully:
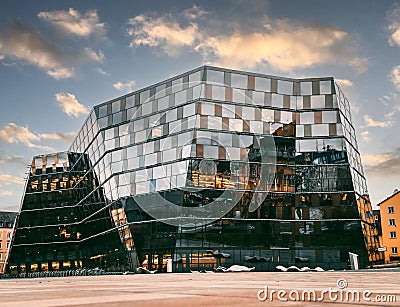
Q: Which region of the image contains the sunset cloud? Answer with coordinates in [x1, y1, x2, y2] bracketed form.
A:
[40, 132, 77, 143]
[347, 57, 368, 73]
[127, 5, 365, 72]
[0, 20, 74, 79]
[38, 8, 106, 38]
[390, 65, 400, 90]
[0, 151, 26, 166]
[361, 131, 370, 142]
[113, 80, 136, 93]
[0, 173, 24, 185]
[335, 79, 353, 88]
[0, 122, 76, 150]
[363, 149, 400, 175]
[55, 92, 89, 117]
[0, 123, 53, 150]
[0, 18, 107, 79]
[387, 4, 400, 46]
[363, 115, 392, 128]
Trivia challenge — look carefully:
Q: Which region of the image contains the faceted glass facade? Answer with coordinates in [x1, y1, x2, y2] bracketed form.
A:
[7, 153, 125, 273]
[7, 66, 383, 273]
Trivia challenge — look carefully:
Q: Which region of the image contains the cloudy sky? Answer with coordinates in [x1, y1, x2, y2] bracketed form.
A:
[1, 0, 400, 211]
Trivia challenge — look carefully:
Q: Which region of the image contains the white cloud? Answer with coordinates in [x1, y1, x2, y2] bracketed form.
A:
[95, 67, 109, 76]
[361, 131, 370, 142]
[335, 79, 353, 88]
[0, 19, 107, 79]
[0, 151, 26, 166]
[0, 123, 52, 150]
[0, 173, 24, 185]
[113, 80, 136, 93]
[55, 92, 89, 117]
[196, 25, 349, 71]
[387, 4, 400, 46]
[182, 5, 207, 20]
[47, 67, 75, 79]
[363, 154, 391, 169]
[0, 123, 76, 151]
[84, 48, 104, 63]
[127, 6, 365, 72]
[363, 149, 400, 175]
[0, 20, 74, 79]
[363, 114, 392, 128]
[40, 132, 77, 143]
[380, 92, 398, 106]
[390, 65, 400, 90]
[128, 15, 198, 56]
[38, 8, 106, 38]
[347, 57, 368, 73]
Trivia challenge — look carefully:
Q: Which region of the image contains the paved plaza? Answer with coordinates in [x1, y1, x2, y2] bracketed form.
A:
[0, 271, 399, 306]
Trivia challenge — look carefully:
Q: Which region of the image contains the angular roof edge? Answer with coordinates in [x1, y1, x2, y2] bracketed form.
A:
[377, 190, 400, 206]
[93, 65, 334, 109]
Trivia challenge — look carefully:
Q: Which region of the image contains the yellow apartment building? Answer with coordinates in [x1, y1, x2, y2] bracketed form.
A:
[377, 190, 400, 264]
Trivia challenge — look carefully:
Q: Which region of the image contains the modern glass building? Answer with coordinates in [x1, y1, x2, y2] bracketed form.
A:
[6, 66, 383, 274]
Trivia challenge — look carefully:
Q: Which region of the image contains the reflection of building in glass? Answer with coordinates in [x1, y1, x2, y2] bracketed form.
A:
[377, 190, 400, 264]
[6, 66, 383, 273]
[0, 212, 17, 273]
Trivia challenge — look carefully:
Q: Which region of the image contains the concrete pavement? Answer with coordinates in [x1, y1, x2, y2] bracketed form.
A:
[0, 271, 399, 306]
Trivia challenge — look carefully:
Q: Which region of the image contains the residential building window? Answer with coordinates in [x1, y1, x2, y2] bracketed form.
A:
[6, 232, 11, 240]
[389, 218, 396, 226]
[0, 242, 2, 249]
[6, 242, 9, 248]
[0, 254, 2, 260]
[392, 247, 398, 254]
[388, 206, 395, 214]
[390, 231, 397, 238]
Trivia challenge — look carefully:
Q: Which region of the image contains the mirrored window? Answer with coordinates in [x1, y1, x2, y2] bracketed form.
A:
[311, 124, 329, 137]
[320, 80, 332, 94]
[155, 83, 167, 99]
[271, 94, 283, 108]
[262, 109, 274, 122]
[140, 90, 150, 104]
[231, 73, 248, 89]
[213, 86, 225, 100]
[311, 95, 325, 109]
[171, 78, 183, 93]
[278, 80, 292, 95]
[98, 105, 108, 118]
[232, 88, 245, 103]
[255, 77, 271, 92]
[222, 104, 235, 118]
[206, 69, 224, 85]
[301, 82, 312, 95]
[322, 111, 338, 123]
[175, 90, 186, 105]
[189, 70, 202, 83]
[242, 106, 255, 120]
